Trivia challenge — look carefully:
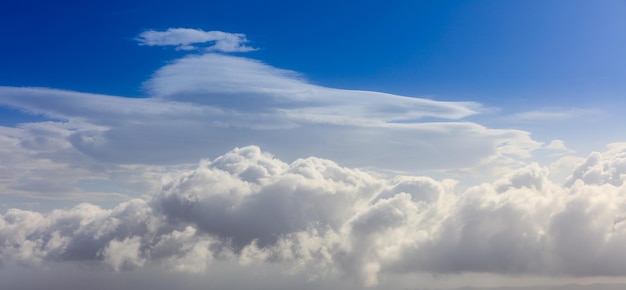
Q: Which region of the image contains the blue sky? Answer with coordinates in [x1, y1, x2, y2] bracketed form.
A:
[2, 0, 625, 147]
[2, 0, 625, 100]
[2, 1, 626, 290]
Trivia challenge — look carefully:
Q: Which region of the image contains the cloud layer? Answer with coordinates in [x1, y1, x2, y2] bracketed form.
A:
[0, 28, 551, 198]
[0, 51, 542, 193]
[0, 46, 550, 203]
[3, 145, 626, 287]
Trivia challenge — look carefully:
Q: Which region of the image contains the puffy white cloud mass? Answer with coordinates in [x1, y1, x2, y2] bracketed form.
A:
[136, 28, 257, 52]
[3, 145, 626, 287]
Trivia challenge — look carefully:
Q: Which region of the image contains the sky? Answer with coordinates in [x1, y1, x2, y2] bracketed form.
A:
[1, 0, 626, 289]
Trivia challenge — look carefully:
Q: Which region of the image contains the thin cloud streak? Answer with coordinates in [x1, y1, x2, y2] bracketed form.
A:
[507, 108, 603, 122]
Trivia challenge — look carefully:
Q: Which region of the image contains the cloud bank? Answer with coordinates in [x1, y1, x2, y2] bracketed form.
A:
[3, 145, 626, 287]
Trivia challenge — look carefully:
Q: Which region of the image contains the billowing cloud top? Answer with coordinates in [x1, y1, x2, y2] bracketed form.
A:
[3, 145, 626, 288]
[136, 28, 257, 52]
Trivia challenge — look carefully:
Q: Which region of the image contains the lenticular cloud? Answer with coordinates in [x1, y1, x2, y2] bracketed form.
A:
[3, 145, 626, 286]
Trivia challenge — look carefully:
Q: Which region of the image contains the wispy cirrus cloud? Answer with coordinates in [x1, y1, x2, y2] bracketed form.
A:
[136, 28, 257, 52]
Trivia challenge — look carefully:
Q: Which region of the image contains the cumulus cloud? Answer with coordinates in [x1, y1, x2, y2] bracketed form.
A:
[564, 143, 626, 187]
[101, 236, 146, 271]
[136, 28, 256, 52]
[2, 27, 624, 290]
[3, 145, 626, 287]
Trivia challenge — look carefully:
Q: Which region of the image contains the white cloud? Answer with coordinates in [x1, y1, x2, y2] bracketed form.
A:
[2, 145, 626, 288]
[2, 26, 626, 290]
[508, 108, 603, 122]
[0, 49, 544, 205]
[564, 143, 626, 187]
[145, 53, 481, 122]
[101, 236, 145, 271]
[0, 119, 180, 204]
[544, 139, 573, 152]
[136, 28, 257, 52]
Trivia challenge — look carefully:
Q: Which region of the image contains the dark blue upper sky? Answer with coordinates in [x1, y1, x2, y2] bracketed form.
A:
[1, 0, 625, 110]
